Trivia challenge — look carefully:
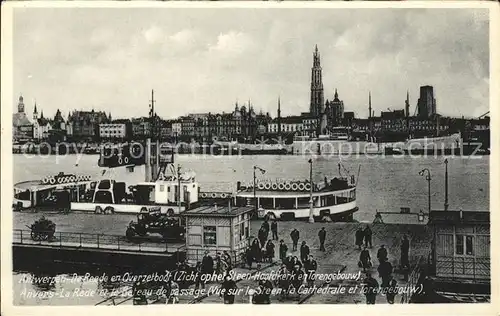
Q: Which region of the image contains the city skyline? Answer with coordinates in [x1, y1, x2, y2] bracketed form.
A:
[13, 8, 489, 120]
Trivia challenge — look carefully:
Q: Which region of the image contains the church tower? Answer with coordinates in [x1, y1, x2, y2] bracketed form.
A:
[33, 101, 38, 120]
[17, 95, 25, 113]
[309, 45, 324, 118]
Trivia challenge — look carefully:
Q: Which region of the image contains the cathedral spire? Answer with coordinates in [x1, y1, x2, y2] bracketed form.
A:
[310, 45, 324, 121]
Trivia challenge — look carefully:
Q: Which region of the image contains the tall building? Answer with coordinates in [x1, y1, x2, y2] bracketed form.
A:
[417, 85, 437, 118]
[325, 89, 344, 127]
[309, 45, 324, 118]
[12, 95, 33, 142]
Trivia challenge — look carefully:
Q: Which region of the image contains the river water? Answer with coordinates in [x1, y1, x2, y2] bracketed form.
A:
[11, 153, 489, 305]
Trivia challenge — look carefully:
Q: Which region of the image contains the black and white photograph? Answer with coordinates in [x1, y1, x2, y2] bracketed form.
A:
[1, 2, 497, 311]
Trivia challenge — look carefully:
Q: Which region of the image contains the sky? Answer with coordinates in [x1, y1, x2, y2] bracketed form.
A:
[12, 7, 489, 120]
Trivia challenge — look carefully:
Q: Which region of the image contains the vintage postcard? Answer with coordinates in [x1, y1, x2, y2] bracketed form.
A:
[1, 1, 498, 315]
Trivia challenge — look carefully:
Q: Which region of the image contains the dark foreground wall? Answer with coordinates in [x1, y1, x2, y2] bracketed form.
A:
[13, 244, 185, 274]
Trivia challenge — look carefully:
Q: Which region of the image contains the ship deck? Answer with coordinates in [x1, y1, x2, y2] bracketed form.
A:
[15, 180, 91, 192]
[236, 187, 355, 197]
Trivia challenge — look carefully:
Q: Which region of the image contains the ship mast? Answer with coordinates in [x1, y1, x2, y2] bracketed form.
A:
[145, 89, 159, 182]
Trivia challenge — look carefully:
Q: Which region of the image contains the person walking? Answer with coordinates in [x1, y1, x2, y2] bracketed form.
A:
[377, 245, 388, 265]
[271, 220, 278, 240]
[265, 240, 275, 263]
[377, 257, 393, 290]
[318, 227, 326, 251]
[386, 278, 397, 304]
[201, 251, 214, 287]
[194, 262, 203, 289]
[363, 272, 379, 304]
[258, 227, 267, 249]
[245, 246, 254, 270]
[279, 239, 288, 262]
[262, 220, 270, 241]
[364, 225, 372, 248]
[251, 238, 262, 263]
[300, 241, 310, 263]
[262, 219, 270, 234]
[220, 274, 238, 304]
[290, 228, 300, 251]
[355, 227, 364, 250]
[359, 246, 372, 272]
[304, 255, 318, 287]
[401, 235, 410, 270]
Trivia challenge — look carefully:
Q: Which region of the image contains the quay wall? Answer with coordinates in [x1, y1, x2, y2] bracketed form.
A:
[13, 243, 185, 273]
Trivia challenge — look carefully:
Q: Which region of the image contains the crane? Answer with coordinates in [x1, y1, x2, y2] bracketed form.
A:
[478, 111, 489, 119]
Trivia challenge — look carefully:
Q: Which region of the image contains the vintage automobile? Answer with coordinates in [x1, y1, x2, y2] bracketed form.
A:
[125, 208, 185, 241]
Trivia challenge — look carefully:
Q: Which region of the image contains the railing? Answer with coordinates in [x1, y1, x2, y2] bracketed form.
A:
[13, 229, 186, 254]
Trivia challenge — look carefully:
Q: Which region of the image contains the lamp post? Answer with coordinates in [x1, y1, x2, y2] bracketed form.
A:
[418, 168, 432, 214]
[308, 159, 314, 223]
[253, 166, 266, 218]
[444, 159, 449, 211]
[177, 164, 182, 215]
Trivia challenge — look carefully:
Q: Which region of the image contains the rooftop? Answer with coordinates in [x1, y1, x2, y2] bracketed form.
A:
[428, 210, 489, 225]
[182, 205, 253, 217]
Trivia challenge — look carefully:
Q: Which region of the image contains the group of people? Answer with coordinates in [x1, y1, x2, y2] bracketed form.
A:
[193, 250, 233, 290]
[244, 219, 281, 268]
[357, 231, 411, 305]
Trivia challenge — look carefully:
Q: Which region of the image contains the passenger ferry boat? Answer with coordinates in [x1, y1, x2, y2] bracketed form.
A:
[234, 172, 358, 221]
[69, 164, 200, 215]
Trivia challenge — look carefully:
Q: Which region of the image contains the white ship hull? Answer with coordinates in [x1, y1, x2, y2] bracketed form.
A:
[70, 202, 186, 215]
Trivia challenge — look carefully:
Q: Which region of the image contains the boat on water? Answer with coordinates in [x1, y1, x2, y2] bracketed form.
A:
[13, 172, 94, 209]
[234, 165, 358, 221]
[384, 132, 487, 155]
[69, 165, 200, 215]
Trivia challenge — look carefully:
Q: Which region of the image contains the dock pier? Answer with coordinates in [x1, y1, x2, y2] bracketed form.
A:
[13, 229, 185, 272]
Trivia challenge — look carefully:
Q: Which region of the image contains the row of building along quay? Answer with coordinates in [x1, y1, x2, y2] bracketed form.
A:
[13, 46, 490, 149]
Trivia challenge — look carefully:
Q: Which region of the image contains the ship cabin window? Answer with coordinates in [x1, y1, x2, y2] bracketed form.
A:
[159, 185, 165, 192]
[260, 198, 274, 209]
[320, 195, 336, 207]
[203, 226, 217, 245]
[275, 198, 295, 209]
[336, 191, 349, 204]
[297, 197, 310, 208]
